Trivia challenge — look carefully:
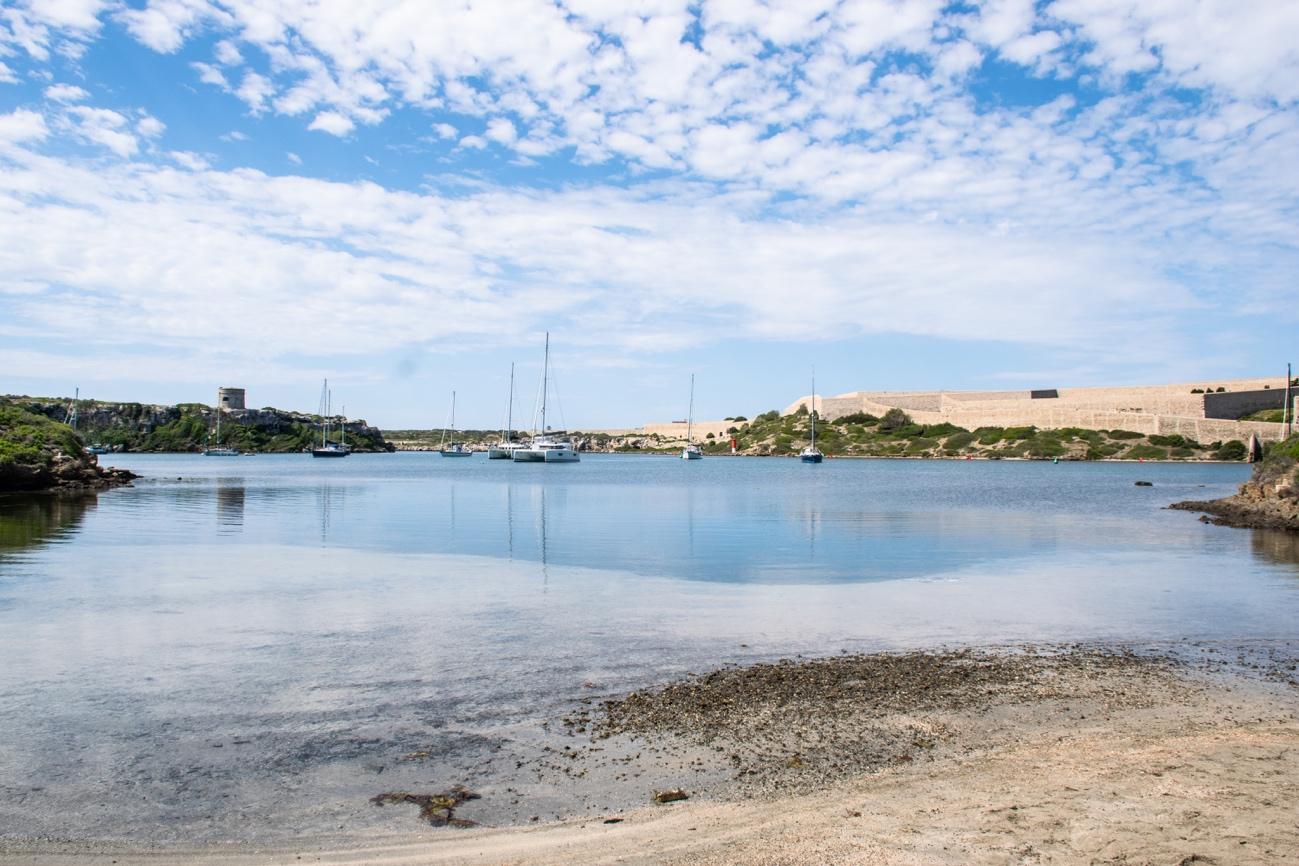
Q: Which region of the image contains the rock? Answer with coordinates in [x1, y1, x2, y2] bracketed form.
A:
[652, 788, 689, 804]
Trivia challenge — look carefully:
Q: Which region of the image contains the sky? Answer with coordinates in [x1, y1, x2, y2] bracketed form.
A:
[0, 0, 1296, 429]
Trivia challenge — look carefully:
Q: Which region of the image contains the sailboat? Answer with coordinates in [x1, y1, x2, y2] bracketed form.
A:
[799, 370, 824, 464]
[681, 374, 702, 460]
[512, 332, 579, 463]
[488, 363, 522, 459]
[438, 390, 473, 456]
[204, 387, 241, 456]
[311, 379, 351, 457]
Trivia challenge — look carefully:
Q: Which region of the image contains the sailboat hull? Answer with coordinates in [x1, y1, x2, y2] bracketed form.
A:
[311, 447, 350, 458]
[438, 450, 474, 457]
[800, 451, 823, 464]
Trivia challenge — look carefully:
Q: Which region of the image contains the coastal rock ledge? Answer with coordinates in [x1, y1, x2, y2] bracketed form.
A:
[0, 400, 136, 494]
[1171, 434, 1299, 530]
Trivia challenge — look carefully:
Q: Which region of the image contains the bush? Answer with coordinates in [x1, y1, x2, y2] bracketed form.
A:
[1216, 387, 1226, 392]
[755, 410, 780, 422]
[1124, 444, 1168, 460]
[1002, 426, 1036, 441]
[905, 437, 938, 453]
[732, 415, 747, 422]
[922, 422, 962, 438]
[974, 426, 1005, 445]
[878, 408, 912, 432]
[1215, 440, 1247, 461]
[794, 404, 809, 416]
[943, 431, 975, 449]
[835, 411, 878, 425]
[1106, 429, 1144, 440]
[1149, 434, 1200, 449]
[705, 432, 715, 439]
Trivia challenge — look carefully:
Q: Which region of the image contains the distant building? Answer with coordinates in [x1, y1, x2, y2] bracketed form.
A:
[218, 387, 246, 411]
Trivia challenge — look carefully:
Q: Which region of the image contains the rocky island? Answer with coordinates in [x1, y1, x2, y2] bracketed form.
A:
[0, 399, 135, 493]
[1172, 433, 1299, 530]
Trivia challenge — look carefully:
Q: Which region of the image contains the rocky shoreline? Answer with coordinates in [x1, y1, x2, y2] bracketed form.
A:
[1171, 433, 1299, 530]
[1, 399, 137, 494]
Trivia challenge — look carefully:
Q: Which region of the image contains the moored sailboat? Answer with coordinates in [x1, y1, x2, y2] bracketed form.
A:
[488, 363, 523, 459]
[438, 390, 473, 457]
[799, 370, 824, 464]
[204, 387, 241, 456]
[681, 374, 702, 460]
[311, 379, 351, 458]
[512, 332, 579, 463]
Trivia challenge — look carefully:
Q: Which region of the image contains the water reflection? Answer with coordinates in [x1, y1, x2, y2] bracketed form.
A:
[215, 480, 245, 532]
[1250, 529, 1299, 571]
[0, 494, 96, 557]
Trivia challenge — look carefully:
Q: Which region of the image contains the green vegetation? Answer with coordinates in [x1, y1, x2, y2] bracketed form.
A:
[1242, 408, 1286, 423]
[1214, 440, 1247, 461]
[877, 408, 911, 432]
[0, 400, 84, 470]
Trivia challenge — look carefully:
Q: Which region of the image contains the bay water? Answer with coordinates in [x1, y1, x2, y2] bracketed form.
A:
[1, 454, 1296, 842]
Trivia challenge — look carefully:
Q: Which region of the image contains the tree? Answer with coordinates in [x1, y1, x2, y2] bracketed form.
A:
[878, 408, 912, 432]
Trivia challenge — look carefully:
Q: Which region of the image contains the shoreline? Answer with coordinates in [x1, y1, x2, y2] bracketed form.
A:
[4, 642, 1296, 865]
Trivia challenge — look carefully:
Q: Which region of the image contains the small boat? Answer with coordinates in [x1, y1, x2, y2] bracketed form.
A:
[512, 332, 579, 463]
[311, 380, 351, 458]
[799, 370, 823, 464]
[204, 387, 241, 456]
[681, 374, 703, 460]
[489, 363, 522, 459]
[438, 390, 474, 457]
[86, 444, 111, 455]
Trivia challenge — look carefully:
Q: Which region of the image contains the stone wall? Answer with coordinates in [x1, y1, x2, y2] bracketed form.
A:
[1203, 388, 1287, 420]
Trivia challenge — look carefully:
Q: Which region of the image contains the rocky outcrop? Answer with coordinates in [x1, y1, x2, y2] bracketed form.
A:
[1171, 435, 1299, 530]
[8, 396, 392, 453]
[0, 400, 136, 493]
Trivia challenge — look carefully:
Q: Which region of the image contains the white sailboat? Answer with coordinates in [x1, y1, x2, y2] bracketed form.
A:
[681, 374, 702, 460]
[799, 369, 824, 463]
[311, 379, 351, 457]
[438, 390, 473, 457]
[513, 332, 579, 463]
[488, 363, 523, 459]
[204, 387, 241, 456]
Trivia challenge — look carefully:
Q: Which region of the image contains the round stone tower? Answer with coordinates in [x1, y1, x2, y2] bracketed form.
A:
[218, 387, 246, 411]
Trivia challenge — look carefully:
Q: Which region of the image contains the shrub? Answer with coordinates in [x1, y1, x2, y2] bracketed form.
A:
[1190, 388, 1204, 394]
[705, 432, 715, 439]
[1149, 434, 1200, 449]
[755, 410, 780, 422]
[922, 422, 962, 438]
[726, 426, 739, 435]
[1214, 440, 1247, 461]
[1025, 436, 1066, 458]
[732, 415, 747, 422]
[943, 431, 975, 449]
[1215, 387, 1225, 392]
[835, 411, 878, 425]
[1002, 426, 1036, 440]
[1124, 444, 1168, 460]
[1106, 429, 1144, 440]
[794, 404, 809, 416]
[905, 437, 938, 453]
[974, 426, 1005, 445]
[878, 408, 912, 432]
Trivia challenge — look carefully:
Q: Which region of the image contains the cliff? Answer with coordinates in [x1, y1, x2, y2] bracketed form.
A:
[9, 396, 392, 454]
[0, 400, 136, 493]
[1171, 435, 1299, 530]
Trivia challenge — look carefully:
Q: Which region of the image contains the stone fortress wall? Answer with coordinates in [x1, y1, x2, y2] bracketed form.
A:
[782, 377, 1293, 444]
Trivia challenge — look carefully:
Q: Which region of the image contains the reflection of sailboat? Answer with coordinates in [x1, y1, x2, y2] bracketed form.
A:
[489, 363, 523, 460]
[216, 480, 245, 530]
[513, 332, 579, 463]
[439, 390, 473, 457]
[204, 387, 241, 456]
[799, 370, 823, 464]
[681, 374, 703, 460]
[311, 379, 351, 458]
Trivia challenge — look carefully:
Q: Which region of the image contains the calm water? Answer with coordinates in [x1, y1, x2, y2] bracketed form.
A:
[1, 454, 1297, 843]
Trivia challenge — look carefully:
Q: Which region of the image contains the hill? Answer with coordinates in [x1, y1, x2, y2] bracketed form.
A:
[0, 399, 135, 492]
[9, 396, 392, 454]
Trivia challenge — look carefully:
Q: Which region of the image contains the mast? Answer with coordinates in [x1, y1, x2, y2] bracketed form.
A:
[341, 406, 346, 447]
[506, 362, 515, 442]
[70, 387, 78, 430]
[320, 379, 329, 448]
[451, 391, 457, 440]
[809, 369, 816, 450]
[540, 331, 550, 435]
[215, 387, 222, 445]
[687, 374, 695, 444]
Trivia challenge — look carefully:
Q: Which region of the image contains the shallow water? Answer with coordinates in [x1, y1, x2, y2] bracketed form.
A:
[0, 454, 1296, 842]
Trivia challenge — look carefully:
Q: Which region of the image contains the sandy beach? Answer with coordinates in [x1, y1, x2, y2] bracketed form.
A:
[4, 644, 1296, 866]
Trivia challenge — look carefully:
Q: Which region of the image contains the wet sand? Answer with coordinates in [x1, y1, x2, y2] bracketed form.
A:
[3, 645, 1297, 865]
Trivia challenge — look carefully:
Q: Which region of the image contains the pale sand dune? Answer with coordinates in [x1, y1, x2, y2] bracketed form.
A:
[6, 679, 1296, 866]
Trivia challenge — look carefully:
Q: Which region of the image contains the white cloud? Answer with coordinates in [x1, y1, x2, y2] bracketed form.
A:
[0, 108, 48, 144]
[235, 70, 273, 112]
[214, 38, 241, 65]
[137, 114, 165, 138]
[220, 129, 249, 142]
[484, 117, 517, 146]
[432, 122, 457, 139]
[62, 105, 137, 156]
[286, 151, 301, 164]
[459, 134, 487, 149]
[307, 110, 353, 136]
[0, 62, 19, 84]
[43, 82, 89, 102]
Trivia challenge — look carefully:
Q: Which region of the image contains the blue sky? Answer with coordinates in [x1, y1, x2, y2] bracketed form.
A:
[1, 0, 1296, 429]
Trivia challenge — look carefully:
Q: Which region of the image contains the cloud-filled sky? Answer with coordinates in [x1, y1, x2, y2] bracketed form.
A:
[1, 0, 1296, 428]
